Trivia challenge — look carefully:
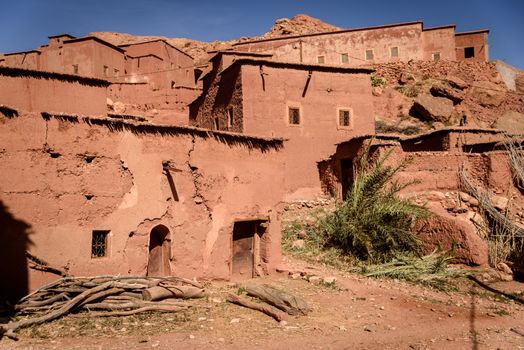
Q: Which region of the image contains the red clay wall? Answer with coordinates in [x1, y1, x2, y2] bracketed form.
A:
[455, 32, 489, 62]
[0, 111, 284, 300]
[0, 69, 108, 116]
[240, 63, 374, 199]
[235, 23, 424, 66]
[1, 52, 41, 70]
[422, 27, 456, 61]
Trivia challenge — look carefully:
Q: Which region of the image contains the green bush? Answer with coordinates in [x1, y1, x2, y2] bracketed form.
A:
[318, 142, 429, 263]
[370, 75, 387, 87]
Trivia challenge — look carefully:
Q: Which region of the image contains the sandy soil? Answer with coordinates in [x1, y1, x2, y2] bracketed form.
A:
[2, 256, 524, 350]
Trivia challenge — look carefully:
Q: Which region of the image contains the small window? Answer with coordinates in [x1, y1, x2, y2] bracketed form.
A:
[432, 52, 441, 61]
[317, 55, 325, 64]
[91, 230, 109, 258]
[228, 107, 234, 127]
[72, 64, 78, 74]
[338, 109, 351, 127]
[114, 68, 119, 77]
[365, 50, 374, 60]
[103, 65, 109, 76]
[464, 47, 475, 59]
[171, 81, 176, 89]
[340, 53, 348, 63]
[214, 117, 220, 130]
[288, 107, 300, 125]
[390, 47, 399, 58]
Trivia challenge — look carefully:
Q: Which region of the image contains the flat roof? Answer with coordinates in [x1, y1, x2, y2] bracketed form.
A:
[64, 36, 126, 53]
[0, 66, 111, 87]
[455, 29, 490, 36]
[118, 39, 194, 60]
[232, 21, 424, 46]
[219, 58, 374, 77]
[48, 34, 76, 39]
[422, 24, 456, 31]
[4, 49, 41, 56]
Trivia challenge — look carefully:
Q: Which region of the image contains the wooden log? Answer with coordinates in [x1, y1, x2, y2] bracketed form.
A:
[15, 292, 68, 311]
[83, 300, 188, 310]
[74, 305, 186, 317]
[78, 287, 124, 308]
[142, 286, 204, 301]
[245, 284, 309, 316]
[227, 293, 287, 322]
[0, 281, 116, 336]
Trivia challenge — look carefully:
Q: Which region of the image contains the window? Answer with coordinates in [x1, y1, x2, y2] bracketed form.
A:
[317, 55, 325, 64]
[340, 53, 348, 63]
[214, 117, 220, 130]
[365, 50, 374, 60]
[103, 65, 109, 77]
[288, 107, 300, 125]
[91, 230, 109, 258]
[228, 107, 234, 127]
[338, 109, 351, 127]
[72, 64, 78, 74]
[114, 68, 119, 77]
[390, 47, 399, 58]
[464, 47, 475, 59]
[432, 52, 441, 61]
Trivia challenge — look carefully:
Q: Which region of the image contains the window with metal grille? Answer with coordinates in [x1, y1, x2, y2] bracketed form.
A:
[340, 53, 348, 63]
[317, 55, 325, 64]
[288, 107, 300, 125]
[365, 50, 374, 60]
[432, 52, 441, 61]
[91, 230, 109, 258]
[339, 109, 351, 127]
[390, 47, 399, 57]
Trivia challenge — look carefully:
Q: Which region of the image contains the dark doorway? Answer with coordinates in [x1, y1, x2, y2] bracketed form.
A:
[341, 159, 354, 200]
[147, 225, 171, 276]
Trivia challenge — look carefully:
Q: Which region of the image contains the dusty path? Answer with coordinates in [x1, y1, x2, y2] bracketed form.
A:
[3, 257, 524, 349]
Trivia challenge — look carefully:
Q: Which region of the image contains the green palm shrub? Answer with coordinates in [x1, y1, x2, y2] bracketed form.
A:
[318, 142, 429, 263]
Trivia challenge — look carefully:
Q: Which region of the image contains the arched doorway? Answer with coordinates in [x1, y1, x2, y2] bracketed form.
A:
[147, 225, 171, 276]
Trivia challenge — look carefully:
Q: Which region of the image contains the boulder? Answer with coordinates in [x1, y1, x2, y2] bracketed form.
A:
[493, 111, 524, 134]
[470, 81, 506, 107]
[413, 212, 488, 266]
[411, 94, 454, 122]
[445, 75, 468, 90]
[491, 195, 509, 212]
[430, 83, 465, 104]
[398, 72, 415, 85]
[292, 239, 305, 249]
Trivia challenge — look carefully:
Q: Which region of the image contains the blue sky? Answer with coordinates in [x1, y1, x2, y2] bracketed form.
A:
[1, 0, 523, 69]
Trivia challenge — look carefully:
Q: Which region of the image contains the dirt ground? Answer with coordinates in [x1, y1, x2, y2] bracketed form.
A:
[2, 256, 524, 350]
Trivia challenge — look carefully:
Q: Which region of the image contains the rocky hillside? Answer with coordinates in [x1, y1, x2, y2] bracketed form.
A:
[371, 60, 524, 134]
[91, 14, 341, 64]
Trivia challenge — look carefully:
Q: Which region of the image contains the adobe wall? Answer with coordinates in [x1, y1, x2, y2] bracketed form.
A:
[0, 68, 108, 116]
[39, 40, 126, 78]
[0, 110, 285, 300]
[190, 64, 244, 132]
[108, 82, 200, 125]
[455, 32, 489, 62]
[421, 27, 456, 61]
[1, 52, 40, 70]
[235, 23, 424, 66]
[240, 64, 374, 200]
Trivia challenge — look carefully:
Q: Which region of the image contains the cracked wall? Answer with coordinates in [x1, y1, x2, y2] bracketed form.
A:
[0, 111, 285, 292]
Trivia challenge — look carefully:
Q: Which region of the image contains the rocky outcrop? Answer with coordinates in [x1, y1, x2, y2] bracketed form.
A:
[411, 94, 454, 122]
[470, 81, 506, 107]
[494, 111, 524, 133]
[430, 83, 465, 105]
[264, 14, 342, 38]
[414, 213, 488, 266]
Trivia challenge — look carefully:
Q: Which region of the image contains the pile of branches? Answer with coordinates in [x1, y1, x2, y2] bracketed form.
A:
[0, 275, 204, 340]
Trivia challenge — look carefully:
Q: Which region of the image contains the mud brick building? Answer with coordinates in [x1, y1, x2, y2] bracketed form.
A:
[233, 22, 489, 65]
